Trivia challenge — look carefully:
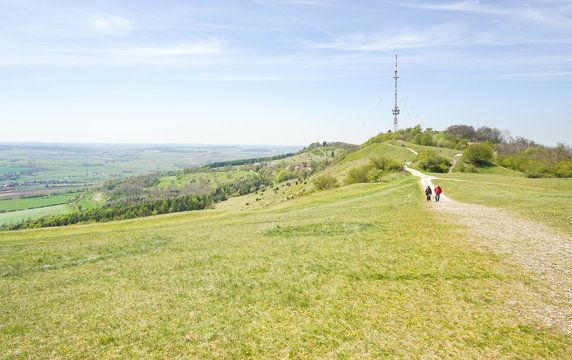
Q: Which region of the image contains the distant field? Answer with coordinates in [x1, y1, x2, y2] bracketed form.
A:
[0, 143, 301, 185]
[0, 143, 301, 220]
[0, 193, 75, 212]
[0, 204, 69, 226]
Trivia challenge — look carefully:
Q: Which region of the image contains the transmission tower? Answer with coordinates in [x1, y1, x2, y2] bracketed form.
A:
[392, 54, 399, 133]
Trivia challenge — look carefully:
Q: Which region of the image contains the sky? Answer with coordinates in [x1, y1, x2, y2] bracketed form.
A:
[0, 0, 571, 146]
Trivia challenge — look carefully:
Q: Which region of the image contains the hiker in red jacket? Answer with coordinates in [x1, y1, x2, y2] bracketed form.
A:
[434, 185, 442, 202]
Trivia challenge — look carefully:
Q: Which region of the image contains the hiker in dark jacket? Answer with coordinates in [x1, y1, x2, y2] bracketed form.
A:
[425, 186, 432, 201]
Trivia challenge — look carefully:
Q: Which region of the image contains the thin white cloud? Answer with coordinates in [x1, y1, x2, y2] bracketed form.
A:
[392, 0, 572, 29]
[502, 71, 572, 78]
[273, 0, 332, 5]
[112, 41, 226, 57]
[87, 14, 133, 35]
[252, 0, 332, 6]
[0, 38, 228, 66]
[311, 23, 466, 51]
[249, 0, 333, 35]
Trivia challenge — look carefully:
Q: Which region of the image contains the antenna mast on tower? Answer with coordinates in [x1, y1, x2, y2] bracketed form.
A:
[392, 54, 399, 133]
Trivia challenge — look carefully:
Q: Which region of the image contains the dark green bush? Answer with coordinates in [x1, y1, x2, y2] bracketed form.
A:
[417, 151, 451, 173]
[313, 174, 338, 190]
[344, 165, 370, 185]
[463, 142, 494, 166]
[552, 160, 572, 178]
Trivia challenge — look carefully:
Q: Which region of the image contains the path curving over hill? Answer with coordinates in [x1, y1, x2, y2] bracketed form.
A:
[406, 166, 572, 333]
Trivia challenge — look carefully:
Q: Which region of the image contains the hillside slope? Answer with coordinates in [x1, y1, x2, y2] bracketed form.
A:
[321, 142, 416, 180]
[1, 174, 570, 358]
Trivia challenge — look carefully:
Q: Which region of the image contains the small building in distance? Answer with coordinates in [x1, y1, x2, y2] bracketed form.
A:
[293, 162, 312, 171]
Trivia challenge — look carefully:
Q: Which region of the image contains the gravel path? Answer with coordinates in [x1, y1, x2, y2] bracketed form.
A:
[406, 166, 572, 333]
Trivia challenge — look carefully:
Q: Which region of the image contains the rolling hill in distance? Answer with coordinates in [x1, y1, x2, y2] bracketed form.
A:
[1, 126, 571, 358]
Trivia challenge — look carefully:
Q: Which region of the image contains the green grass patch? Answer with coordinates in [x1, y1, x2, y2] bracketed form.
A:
[0, 193, 75, 212]
[388, 140, 461, 159]
[438, 173, 571, 191]
[76, 194, 98, 210]
[437, 174, 572, 233]
[0, 205, 70, 226]
[0, 177, 569, 358]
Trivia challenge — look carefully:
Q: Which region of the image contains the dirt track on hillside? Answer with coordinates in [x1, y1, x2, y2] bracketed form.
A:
[406, 167, 572, 333]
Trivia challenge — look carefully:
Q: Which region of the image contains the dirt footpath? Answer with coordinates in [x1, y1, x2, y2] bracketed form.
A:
[406, 167, 572, 333]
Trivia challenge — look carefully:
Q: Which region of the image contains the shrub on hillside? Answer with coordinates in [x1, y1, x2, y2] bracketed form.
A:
[345, 156, 404, 184]
[499, 145, 572, 178]
[345, 165, 370, 185]
[313, 174, 338, 190]
[463, 142, 494, 166]
[416, 151, 451, 173]
[370, 156, 403, 172]
[552, 160, 572, 178]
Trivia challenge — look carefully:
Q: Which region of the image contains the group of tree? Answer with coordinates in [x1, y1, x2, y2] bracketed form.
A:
[446, 125, 506, 143]
[306, 141, 358, 152]
[365, 124, 511, 151]
[457, 138, 571, 177]
[364, 125, 468, 150]
[4, 194, 212, 230]
[212, 176, 273, 201]
[497, 143, 572, 177]
[205, 153, 294, 168]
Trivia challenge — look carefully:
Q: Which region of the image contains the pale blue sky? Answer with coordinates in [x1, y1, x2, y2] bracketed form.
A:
[1, 0, 570, 146]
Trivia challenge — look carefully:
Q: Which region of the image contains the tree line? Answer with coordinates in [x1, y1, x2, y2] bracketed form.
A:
[204, 153, 294, 168]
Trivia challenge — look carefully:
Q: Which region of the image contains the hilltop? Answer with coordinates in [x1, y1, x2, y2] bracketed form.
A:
[1, 130, 571, 358]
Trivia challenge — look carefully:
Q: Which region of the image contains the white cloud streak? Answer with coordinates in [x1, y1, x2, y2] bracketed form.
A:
[111, 41, 226, 57]
[88, 14, 133, 35]
[249, 0, 334, 36]
[391, 0, 572, 29]
[0, 38, 228, 66]
[252, 0, 332, 6]
[502, 71, 572, 78]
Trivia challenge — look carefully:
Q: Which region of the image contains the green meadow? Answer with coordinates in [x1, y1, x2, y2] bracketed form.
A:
[0, 205, 70, 227]
[1, 177, 569, 359]
[0, 194, 75, 212]
[436, 174, 572, 233]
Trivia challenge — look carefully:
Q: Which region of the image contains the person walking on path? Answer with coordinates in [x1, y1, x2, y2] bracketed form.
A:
[425, 186, 432, 201]
[434, 185, 442, 202]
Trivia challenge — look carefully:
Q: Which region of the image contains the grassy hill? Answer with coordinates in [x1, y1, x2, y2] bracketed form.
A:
[1, 140, 571, 358]
[436, 173, 572, 233]
[321, 142, 415, 179]
[2, 177, 570, 358]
